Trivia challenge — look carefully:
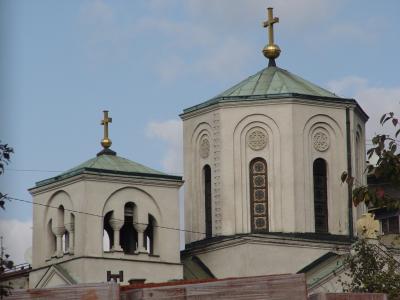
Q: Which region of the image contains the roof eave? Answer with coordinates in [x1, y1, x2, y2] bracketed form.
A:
[181, 93, 358, 117]
[34, 167, 182, 188]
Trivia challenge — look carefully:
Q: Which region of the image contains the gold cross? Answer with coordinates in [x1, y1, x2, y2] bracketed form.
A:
[101, 110, 112, 149]
[263, 7, 279, 46]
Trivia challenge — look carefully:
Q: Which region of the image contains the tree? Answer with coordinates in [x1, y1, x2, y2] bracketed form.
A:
[340, 239, 400, 299]
[0, 237, 14, 299]
[0, 141, 14, 298]
[339, 112, 400, 298]
[342, 112, 400, 209]
[0, 141, 13, 210]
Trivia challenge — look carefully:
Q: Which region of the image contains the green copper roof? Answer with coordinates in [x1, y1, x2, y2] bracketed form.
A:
[183, 66, 343, 114]
[36, 154, 181, 187]
[218, 66, 337, 97]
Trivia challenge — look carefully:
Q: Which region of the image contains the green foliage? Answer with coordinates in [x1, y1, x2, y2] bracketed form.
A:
[0, 240, 14, 298]
[0, 141, 14, 297]
[0, 141, 13, 210]
[0, 142, 13, 176]
[340, 239, 400, 299]
[341, 112, 400, 209]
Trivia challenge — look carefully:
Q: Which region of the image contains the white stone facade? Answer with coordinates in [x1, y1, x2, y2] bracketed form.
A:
[182, 98, 368, 244]
[29, 171, 183, 287]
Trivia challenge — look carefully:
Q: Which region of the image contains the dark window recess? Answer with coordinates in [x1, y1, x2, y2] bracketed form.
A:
[250, 158, 268, 233]
[120, 202, 138, 254]
[381, 216, 400, 234]
[313, 158, 328, 233]
[204, 165, 212, 239]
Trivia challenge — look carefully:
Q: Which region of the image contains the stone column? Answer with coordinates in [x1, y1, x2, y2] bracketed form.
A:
[110, 218, 124, 252]
[52, 226, 65, 258]
[65, 223, 75, 254]
[134, 223, 148, 253]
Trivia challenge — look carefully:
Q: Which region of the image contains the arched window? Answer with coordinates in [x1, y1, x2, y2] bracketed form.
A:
[313, 158, 328, 233]
[203, 165, 212, 238]
[57, 205, 68, 254]
[144, 214, 156, 254]
[120, 202, 138, 254]
[62, 231, 69, 253]
[249, 158, 268, 233]
[103, 211, 114, 251]
[47, 219, 56, 258]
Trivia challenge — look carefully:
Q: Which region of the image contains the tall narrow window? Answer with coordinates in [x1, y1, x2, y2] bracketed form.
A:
[249, 158, 268, 233]
[313, 158, 328, 233]
[203, 165, 212, 238]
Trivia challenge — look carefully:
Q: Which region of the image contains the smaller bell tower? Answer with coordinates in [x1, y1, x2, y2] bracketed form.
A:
[29, 111, 183, 288]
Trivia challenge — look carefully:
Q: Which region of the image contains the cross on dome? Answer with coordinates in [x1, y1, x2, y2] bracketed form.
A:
[262, 7, 281, 66]
[101, 110, 112, 149]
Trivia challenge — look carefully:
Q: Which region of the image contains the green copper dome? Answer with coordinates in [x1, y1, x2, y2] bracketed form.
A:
[36, 154, 181, 187]
[217, 66, 337, 98]
[183, 66, 342, 114]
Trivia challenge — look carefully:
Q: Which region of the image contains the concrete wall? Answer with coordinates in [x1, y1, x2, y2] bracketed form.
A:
[184, 235, 349, 278]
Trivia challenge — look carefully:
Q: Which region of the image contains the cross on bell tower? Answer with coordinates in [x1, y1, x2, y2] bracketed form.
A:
[98, 110, 116, 156]
[262, 7, 281, 67]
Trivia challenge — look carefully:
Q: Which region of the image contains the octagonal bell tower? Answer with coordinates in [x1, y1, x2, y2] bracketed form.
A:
[181, 7, 368, 279]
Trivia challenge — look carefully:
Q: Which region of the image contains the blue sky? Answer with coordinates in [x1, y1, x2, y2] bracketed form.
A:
[1, 0, 399, 264]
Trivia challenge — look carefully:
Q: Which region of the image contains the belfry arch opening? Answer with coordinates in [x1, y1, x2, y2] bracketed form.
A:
[47, 219, 56, 258]
[120, 202, 138, 254]
[313, 158, 328, 233]
[144, 214, 157, 254]
[203, 165, 212, 239]
[103, 211, 114, 251]
[249, 157, 268, 233]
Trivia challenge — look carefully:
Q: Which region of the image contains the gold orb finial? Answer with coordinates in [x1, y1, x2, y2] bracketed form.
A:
[100, 110, 112, 149]
[262, 44, 281, 60]
[262, 7, 281, 62]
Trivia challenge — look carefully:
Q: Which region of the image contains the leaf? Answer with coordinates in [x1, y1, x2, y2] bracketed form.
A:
[346, 176, 354, 187]
[341, 171, 348, 183]
[380, 113, 387, 124]
[383, 116, 392, 125]
[393, 118, 399, 127]
[396, 129, 400, 138]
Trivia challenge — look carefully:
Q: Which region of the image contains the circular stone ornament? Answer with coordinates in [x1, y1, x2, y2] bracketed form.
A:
[248, 130, 267, 151]
[313, 132, 330, 152]
[200, 138, 210, 159]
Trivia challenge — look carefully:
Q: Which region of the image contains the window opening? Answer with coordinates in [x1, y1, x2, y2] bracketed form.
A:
[249, 158, 268, 233]
[203, 165, 212, 238]
[120, 202, 138, 254]
[313, 158, 328, 233]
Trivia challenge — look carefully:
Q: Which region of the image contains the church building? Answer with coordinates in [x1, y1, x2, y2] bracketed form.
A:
[24, 7, 371, 292]
[180, 8, 368, 284]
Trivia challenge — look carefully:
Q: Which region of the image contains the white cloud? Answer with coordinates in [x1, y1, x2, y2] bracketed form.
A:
[146, 119, 182, 175]
[327, 77, 400, 139]
[78, 0, 133, 64]
[327, 76, 368, 96]
[146, 0, 340, 81]
[328, 16, 387, 44]
[0, 219, 32, 265]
